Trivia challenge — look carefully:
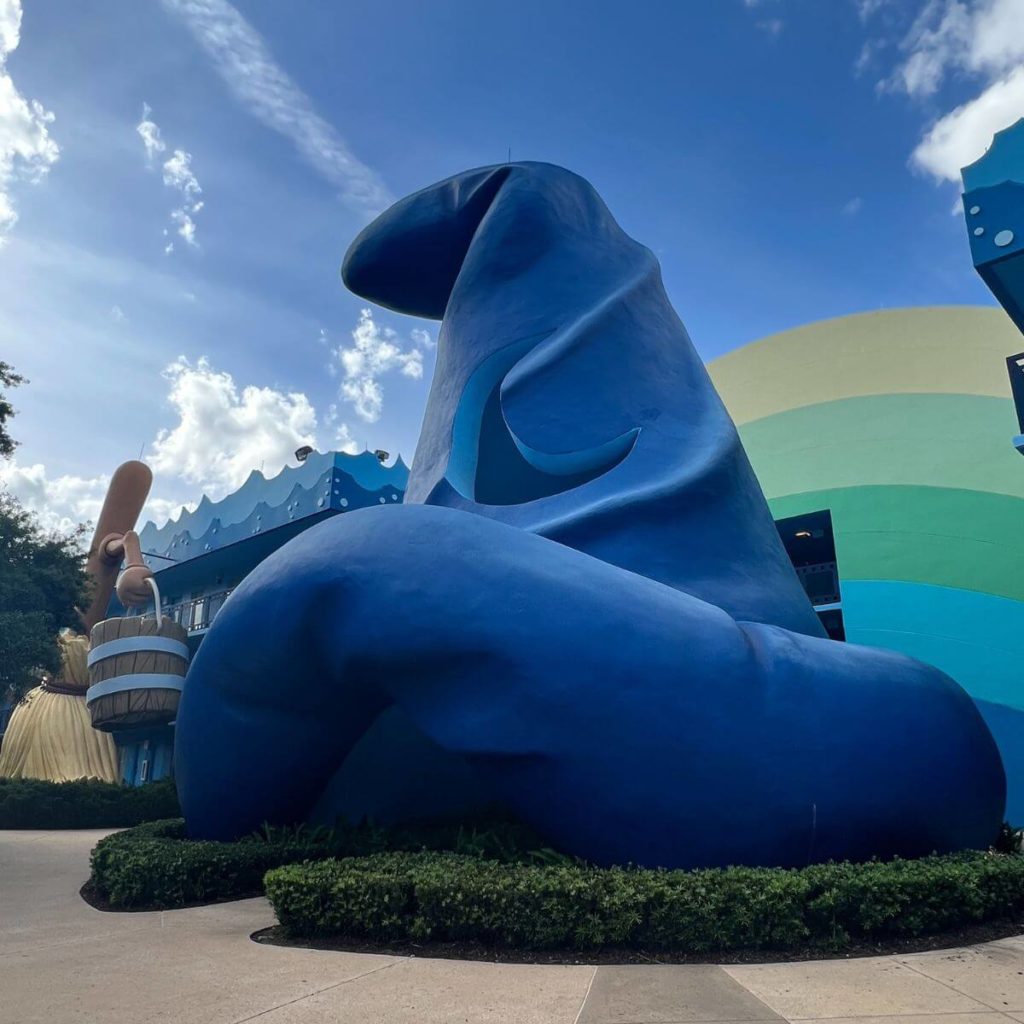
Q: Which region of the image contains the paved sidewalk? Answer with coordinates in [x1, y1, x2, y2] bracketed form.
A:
[1, 830, 1022, 1024]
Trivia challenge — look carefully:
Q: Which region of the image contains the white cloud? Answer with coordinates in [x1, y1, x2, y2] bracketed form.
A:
[162, 148, 201, 200]
[161, 0, 393, 217]
[884, 0, 975, 98]
[148, 355, 318, 498]
[169, 204, 199, 247]
[1, 348, 383, 533]
[865, 1, 1024, 187]
[143, 496, 198, 526]
[136, 108, 204, 250]
[858, 0, 891, 20]
[333, 309, 424, 423]
[0, 0, 59, 241]
[959, 0, 1024, 78]
[913, 65, 1024, 179]
[882, 0, 1024, 99]
[324, 406, 360, 455]
[162, 149, 203, 248]
[0, 461, 108, 534]
[135, 102, 166, 163]
[741, 0, 783, 33]
[0, 459, 195, 534]
[110, 304, 127, 322]
[409, 327, 435, 349]
[842, 196, 865, 215]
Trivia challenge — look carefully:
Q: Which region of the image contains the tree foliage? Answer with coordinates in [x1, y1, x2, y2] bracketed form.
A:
[0, 363, 90, 700]
[0, 362, 25, 459]
[0, 492, 90, 698]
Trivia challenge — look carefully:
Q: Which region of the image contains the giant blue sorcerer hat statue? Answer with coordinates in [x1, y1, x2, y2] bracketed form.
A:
[962, 118, 1024, 455]
[175, 162, 1006, 869]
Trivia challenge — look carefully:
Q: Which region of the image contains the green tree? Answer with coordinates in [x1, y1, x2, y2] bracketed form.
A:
[0, 364, 90, 700]
[0, 493, 89, 698]
[0, 362, 25, 459]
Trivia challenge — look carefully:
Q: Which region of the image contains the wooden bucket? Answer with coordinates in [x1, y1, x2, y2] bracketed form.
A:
[87, 617, 190, 732]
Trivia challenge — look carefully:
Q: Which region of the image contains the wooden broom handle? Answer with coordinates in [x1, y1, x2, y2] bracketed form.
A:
[80, 461, 152, 632]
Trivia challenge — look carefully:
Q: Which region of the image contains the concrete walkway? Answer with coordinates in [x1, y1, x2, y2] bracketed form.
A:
[2, 830, 1023, 1024]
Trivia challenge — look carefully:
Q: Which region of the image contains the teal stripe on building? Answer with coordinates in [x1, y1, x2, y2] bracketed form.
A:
[709, 306, 1024, 826]
[842, 580, 1024, 711]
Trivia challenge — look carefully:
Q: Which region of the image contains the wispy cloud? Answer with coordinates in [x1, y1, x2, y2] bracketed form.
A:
[324, 404, 360, 455]
[410, 327, 435, 349]
[332, 309, 425, 424]
[162, 148, 203, 250]
[842, 196, 865, 215]
[160, 0, 393, 217]
[740, 0, 784, 34]
[864, 0, 1024, 184]
[0, 0, 59, 242]
[135, 102, 165, 162]
[135, 105, 204, 251]
[857, 0, 891, 20]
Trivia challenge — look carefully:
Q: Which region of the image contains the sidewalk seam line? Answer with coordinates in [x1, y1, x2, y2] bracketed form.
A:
[719, 966, 788, 1021]
[228, 957, 409, 1024]
[900, 957, 1007, 1014]
[572, 965, 599, 1024]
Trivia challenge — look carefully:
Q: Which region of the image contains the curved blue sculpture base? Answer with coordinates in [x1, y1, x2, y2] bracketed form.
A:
[175, 162, 1005, 868]
[177, 505, 1003, 868]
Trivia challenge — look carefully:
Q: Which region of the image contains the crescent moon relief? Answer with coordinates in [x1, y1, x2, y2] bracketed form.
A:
[445, 335, 640, 506]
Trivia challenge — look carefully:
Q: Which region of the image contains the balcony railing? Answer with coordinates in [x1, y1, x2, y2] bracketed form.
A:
[151, 588, 234, 634]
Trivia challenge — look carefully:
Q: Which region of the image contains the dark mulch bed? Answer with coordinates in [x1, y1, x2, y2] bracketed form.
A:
[249, 918, 1024, 966]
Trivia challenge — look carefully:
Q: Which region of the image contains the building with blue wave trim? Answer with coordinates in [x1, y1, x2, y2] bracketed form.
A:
[109, 449, 408, 784]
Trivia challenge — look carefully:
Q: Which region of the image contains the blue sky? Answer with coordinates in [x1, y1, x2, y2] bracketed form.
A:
[1, 0, 1021, 529]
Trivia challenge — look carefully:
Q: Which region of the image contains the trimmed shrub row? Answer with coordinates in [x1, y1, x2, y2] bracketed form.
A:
[88, 813, 552, 909]
[264, 849, 1024, 952]
[89, 819, 341, 908]
[0, 777, 180, 829]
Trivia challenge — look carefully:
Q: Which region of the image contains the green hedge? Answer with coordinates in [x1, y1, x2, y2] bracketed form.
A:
[264, 849, 1024, 952]
[89, 819, 341, 908]
[90, 813, 1024, 952]
[0, 777, 180, 829]
[87, 813, 551, 909]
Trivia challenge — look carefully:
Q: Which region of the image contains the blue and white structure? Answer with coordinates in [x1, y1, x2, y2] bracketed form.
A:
[110, 449, 409, 785]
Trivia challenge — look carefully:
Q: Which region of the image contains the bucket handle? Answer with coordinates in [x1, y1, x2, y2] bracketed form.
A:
[147, 576, 163, 629]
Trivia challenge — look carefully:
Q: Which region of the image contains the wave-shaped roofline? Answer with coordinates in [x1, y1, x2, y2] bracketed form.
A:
[138, 449, 409, 554]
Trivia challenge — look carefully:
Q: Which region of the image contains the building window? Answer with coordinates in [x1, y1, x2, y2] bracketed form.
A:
[1008, 352, 1024, 434]
[206, 590, 229, 624]
[775, 509, 846, 641]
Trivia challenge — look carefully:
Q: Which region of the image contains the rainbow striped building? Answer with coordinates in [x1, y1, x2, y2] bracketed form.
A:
[709, 306, 1024, 820]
